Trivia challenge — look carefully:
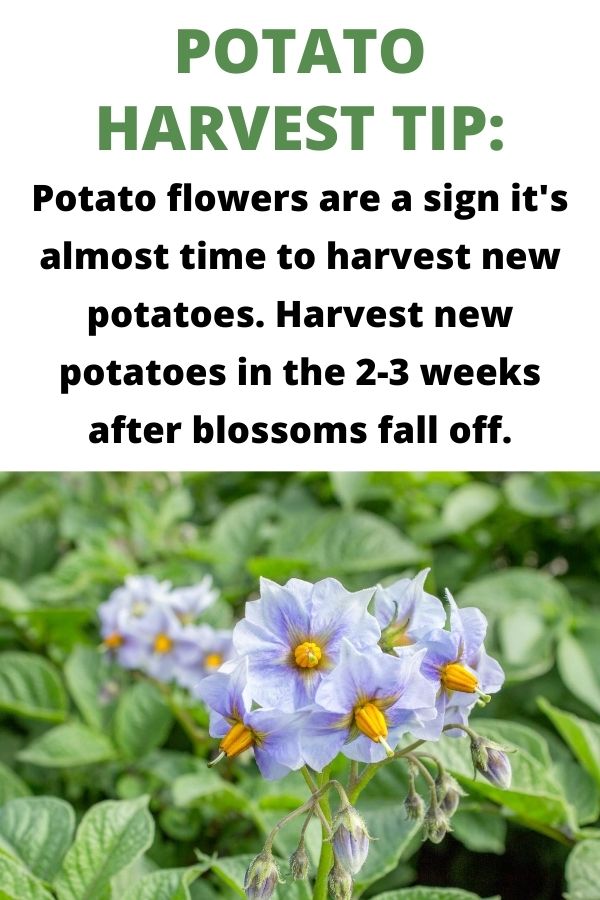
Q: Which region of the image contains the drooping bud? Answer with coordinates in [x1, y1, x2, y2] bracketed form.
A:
[404, 773, 425, 821]
[470, 737, 512, 789]
[244, 850, 281, 899]
[328, 859, 353, 900]
[422, 802, 451, 844]
[331, 804, 371, 875]
[436, 773, 466, 818]
[289, 843, 309, 881]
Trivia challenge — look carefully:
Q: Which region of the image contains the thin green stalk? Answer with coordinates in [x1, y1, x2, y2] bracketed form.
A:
[349, 738, 426, 803]
[302, 766, 319, 794]
[443, 722, 477, 740]
[313, 766, 334, 900]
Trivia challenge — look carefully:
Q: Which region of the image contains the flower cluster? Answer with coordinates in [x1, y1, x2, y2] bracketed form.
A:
[98, 574, 233, 691]
[99, 568, 512, 899]
[198, 570, 505, 778]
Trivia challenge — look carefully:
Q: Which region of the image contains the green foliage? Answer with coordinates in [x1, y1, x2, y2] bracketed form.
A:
[564, 840, 600, 900]
[0, 471, 599, 898]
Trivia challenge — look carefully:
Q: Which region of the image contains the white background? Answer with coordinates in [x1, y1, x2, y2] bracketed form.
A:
[1, 0, 598, 470]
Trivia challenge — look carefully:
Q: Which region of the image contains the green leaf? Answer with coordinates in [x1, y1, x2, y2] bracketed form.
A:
[503, 473, 568, 517]
[538, 698, 600, 789]
[557, 633, 600, 715]
[457, 567, 570, 620]
[172, 769, 250, 815]
[114, 682, 173, 759]
[329, 472, 371, 509]
[212, 496, 275, 577]
[0, 652, 67, 722]
[0, 856, 55, 900]
[18, 722, 116, 768]
[272, 510, 423, 575]
[372, 889, 497, 899]
[64, 645, 116, 730]
[451, 809, 507, 855]
[54, 796, 154, 900]
[0, 580, 30, 613]
[0, 761, 30, 805]
[442, 482, 500, 532]
[0, 796, 75, 881]
[576, 494, 600, 530]
[121, 865, 204, 900]
[565, 840, 600, 900]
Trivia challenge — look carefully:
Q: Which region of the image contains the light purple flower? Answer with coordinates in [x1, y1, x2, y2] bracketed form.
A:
[197, 658, 307, 780]
[419, 590, 504, 737]
[117, 603, 196, 681]
[301, 641, 437, 769]
[167, 575, 218, 623]
[374, 568, 445, 653]
[232, 577, 380, 711]
[175, 626, 234, 692]
[98, 576, 169, 668]
[99, 575, 168, 637]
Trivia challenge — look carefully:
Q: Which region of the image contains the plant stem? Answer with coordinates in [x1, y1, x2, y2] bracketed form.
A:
[302, 766, 319, 794]
[349, 739, 427, 803]
[443, 722, 478, 740]
[313, 766, 334, 900]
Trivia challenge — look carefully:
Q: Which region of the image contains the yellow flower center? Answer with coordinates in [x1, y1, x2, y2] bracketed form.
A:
[153, 633, 173, 654]
[441, 662, 478, 693]
[104, 632, 123, 649]
[204, 653, 223, 669]
[355, 702, 388, 742]
[220, 721, 254, 758]
[294, 641, 322, 669]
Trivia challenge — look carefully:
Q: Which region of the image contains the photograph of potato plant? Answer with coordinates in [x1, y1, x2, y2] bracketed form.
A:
[0, 472, 598, 900]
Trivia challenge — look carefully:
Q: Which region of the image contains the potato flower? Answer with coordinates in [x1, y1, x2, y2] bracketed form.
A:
[167, 575, 218, 623]
[374, 568, 445, 652]
[419, 590, 504, 736]
[301, 641, 437, 768]
[99, 576, 170, 668]
[232, 577, 380, 711]
[197, 658, 307, 780]
[175, 625, 234, 691]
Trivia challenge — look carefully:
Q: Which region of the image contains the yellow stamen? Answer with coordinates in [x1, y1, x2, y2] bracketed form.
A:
[220, 721, 254, 758]
[441, 662, 478, 694]
[204, 653, 223, 670]
[355, 702, 388, 742]
[104, 632, 123, 649]
[294, 641, 322, 669]
[153, 633, 173, 654]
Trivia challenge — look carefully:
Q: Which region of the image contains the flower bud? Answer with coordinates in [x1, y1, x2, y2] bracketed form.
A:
[244, 850, 280, 899]
[470, 737, 512, 789]
[422, 802, 450, 844]
[436, 773, 466, 818]
[289, 843, 309, 881]
[331, 804, 371, 875]
[328, 860, 353, 900]
[404, 784, 425, 821]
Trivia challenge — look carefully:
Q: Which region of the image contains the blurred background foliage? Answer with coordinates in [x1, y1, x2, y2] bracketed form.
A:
[0, 471, 599, 900]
